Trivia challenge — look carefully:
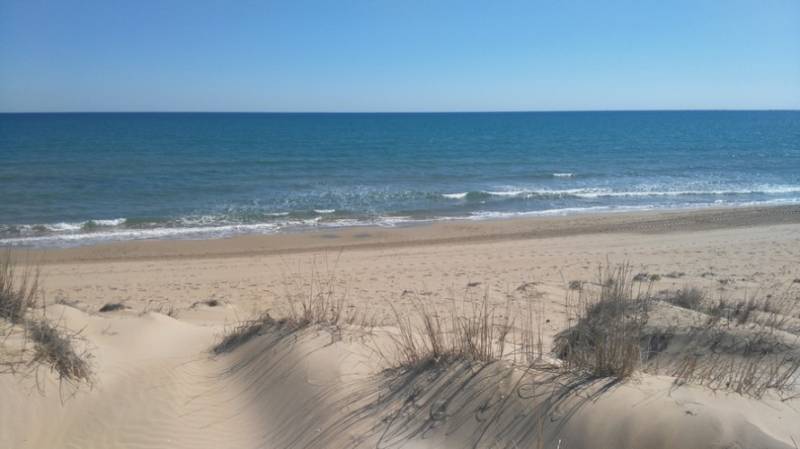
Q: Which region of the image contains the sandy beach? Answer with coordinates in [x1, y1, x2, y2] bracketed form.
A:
[3, 205, 800, 449]
[4, 1, 798, 446]
[28, 205, 800, 314]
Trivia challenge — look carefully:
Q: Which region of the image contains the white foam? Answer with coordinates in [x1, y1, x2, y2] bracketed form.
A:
[374, 216, 414, 227]
[0, 222, 280, 247]
[4, 190, 799, 249]
[469, 185, 800, 199]
[467, 205, 644, 219]
[314, 209, 336, 214]
[318, 218, 363, 227]
[25, 218, 126, 233]
[752, 185, 800, 194]
[178, 215, 221, 226]
[442, 192, 468, 199]
[466, 198, 800, 220]
[552, 173, 574, 178]
[90, 218, 126, 226]
[485, 190, 527, 197]
[45, 222, 83, 232]
[477, 188, 608, 198]
[579, 186, 800, 198]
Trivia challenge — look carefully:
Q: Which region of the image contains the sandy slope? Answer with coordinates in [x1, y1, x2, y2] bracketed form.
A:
[2, 305, 798, 449]
[2, 206, 800, 448]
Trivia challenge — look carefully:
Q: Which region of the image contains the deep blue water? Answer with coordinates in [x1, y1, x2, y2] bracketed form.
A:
[1, 111, 799, 247]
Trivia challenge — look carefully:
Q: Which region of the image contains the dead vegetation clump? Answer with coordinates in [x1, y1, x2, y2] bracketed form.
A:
[213, 312, 278, 354]
[669, 337, 800, 398]
[27, 319, 92, 384]
[552, 266, 800, 397]
[213, 256, 374, 354]
[0, 253, 92, 385]
[662, 287, 800, 397]
[661, 287, 704, 310]
[212, 257, 800, 399]
[280, 257, 373, 330]
[554, 265, 650, 379]
[211, 305, 326, 355]
[0, 254, 38, 324]
[386, 293, 513, 371]
[98, 302, 126, 313]
[633, 272, 661, 282]
[708, 292, 793, 327]
[191, 299, 222, 308]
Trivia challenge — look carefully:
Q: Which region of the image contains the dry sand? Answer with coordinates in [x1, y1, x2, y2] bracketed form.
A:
[2, 205, 800, 448]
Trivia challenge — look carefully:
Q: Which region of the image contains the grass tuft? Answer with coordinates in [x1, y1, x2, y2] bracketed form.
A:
[554, 264, 649, 379]
[387, 292, 514, 371]
[98, 303, 126, 313]
[213, 256, 375, 354]
[1, 252, 93, 385]
[210, 258, 799, 399]
[27, 319, 92, 383]
[663, 287, 704, 310]
[213, 312, 276, 354]
[0, 253, 39, 324]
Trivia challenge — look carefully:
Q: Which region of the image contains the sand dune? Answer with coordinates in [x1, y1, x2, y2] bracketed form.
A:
[2, 206, 800, 448]
[3, 305, 798, 449]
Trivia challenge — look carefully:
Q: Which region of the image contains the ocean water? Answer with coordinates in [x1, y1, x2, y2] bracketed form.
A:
[1, 111, 799, 247]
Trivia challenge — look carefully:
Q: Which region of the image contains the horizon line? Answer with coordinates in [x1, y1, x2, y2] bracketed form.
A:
[2, 108, 800, 114]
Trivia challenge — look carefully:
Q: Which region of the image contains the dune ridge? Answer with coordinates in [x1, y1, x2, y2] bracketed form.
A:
[2, 206, 800, 448]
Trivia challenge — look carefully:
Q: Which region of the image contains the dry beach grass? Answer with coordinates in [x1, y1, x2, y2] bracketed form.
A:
[0, 253, 92, 386]
[2, 206, 800, 448]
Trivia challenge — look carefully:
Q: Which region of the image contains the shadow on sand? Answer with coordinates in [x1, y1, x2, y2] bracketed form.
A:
[214, 327, 621, 449]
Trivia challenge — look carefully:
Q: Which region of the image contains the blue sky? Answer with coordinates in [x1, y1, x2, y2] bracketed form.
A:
[1, 0, 798, 112]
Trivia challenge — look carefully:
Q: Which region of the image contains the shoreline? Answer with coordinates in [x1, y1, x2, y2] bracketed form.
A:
[8, 198, 800, 449]
[17, 203, 800, 264]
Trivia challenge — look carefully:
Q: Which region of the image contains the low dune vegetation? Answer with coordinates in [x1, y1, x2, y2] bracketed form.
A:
[98, 302, 126, 313]
[385, 294, 514, 371]
[214, 262, 800, 399]
[201, 263, 800, 448]
[0, 253, 92, 385]
[557, 266, 800, 397]
[5, 250, 797, 400]
[555, 265, 650, 379]
[2, 252, 799, 448]
[213, 261, 375, 354]
[0, 253, 38, 324]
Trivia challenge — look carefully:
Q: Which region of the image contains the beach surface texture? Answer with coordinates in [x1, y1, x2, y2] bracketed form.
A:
[2, 205, 800, 449]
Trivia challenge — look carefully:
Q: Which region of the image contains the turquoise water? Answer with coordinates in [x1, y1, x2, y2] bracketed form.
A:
[1, 111, 799, 247]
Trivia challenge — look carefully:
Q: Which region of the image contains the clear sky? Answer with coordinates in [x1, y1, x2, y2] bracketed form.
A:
[1, 0, 798, 112]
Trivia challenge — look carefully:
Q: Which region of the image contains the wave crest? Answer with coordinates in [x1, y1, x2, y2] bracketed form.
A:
[441, 186, 800, 201]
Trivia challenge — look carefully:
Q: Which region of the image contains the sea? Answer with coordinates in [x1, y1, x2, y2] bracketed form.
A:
[1, 111, 799, 248]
